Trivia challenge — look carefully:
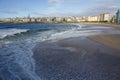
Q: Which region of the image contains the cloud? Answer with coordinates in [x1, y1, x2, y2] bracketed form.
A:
[31, 12, 45, 17]
[48, 0, 62, 3]
[45, 0, 120, 17]
[42, 5, 119, 17]
[0, 10, 18, 14]
[73, 5, 119, 17]
[33, 0, 120, 17]
[46, 0, 64, 14]
[32, 6, 119, 17]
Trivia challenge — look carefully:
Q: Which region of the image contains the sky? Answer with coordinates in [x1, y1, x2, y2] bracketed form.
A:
[0, 0, 120, 18]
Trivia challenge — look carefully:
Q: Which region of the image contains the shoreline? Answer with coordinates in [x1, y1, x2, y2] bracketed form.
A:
[0, 22, 120, 25]
[75, 23, 120, 30]
[0, 22, 120, 29]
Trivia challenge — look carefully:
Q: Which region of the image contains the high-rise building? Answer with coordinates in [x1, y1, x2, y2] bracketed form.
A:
[116, 9, 120, 24]
[103, 13, 110, 22]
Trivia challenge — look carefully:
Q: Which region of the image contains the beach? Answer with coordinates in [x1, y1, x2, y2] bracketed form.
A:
[89, 34, 120, 52]
[82, 23, 120, 30]
[1, 23, 120, 80]
[33, 24, 120, 80]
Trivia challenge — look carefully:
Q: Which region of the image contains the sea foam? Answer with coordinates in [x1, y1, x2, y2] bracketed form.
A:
[0, 42, 41, 80]
[0, 28, 29, 39]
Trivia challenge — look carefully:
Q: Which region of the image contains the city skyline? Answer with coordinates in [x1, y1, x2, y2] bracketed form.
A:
[0, 0, 120, 18]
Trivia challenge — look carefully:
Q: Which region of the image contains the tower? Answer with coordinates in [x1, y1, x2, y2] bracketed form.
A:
[28, 14, 30, 19]
[116, 9, 120, 24]
[27, 14, 31, 22]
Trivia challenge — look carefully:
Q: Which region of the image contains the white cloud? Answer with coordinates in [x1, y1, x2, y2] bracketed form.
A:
[0, 10, 18, 14]
[34, 0, 120, 17]
[48, 0, 62, 3]
[46, 0, 64, 14]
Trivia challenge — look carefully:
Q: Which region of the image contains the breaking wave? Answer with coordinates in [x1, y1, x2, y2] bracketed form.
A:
[0, 29, 29, 39]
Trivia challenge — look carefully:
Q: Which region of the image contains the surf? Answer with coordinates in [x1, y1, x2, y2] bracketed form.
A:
[0, 28, 29, 39]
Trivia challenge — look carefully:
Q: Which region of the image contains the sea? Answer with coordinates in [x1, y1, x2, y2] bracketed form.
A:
[0, 23, 119, 80]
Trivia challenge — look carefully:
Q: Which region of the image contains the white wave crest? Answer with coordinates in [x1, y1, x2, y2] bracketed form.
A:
[50, 29, 102, 41]
[0, 29, 29, 39]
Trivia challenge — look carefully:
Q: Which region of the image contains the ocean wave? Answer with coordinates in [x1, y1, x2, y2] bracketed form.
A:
[50, 29, 102, 40]
[0, 29, 29, 39]
[0, 42, 40, 80]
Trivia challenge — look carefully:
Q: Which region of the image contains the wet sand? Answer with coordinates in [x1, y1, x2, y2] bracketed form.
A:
[33, 37, 120, 80]
[89, 34, 120, 52]
[81, 23, 120, 30]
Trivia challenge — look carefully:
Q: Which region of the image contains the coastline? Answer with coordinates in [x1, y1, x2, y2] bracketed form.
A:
[0, 22, 120, 30]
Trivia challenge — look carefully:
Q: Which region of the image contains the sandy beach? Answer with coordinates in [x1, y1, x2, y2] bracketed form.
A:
[33, 37, 120, 80]
[89, 34, 120, 52]
[32, 24, 120, 80]
[81, 23, 120, 30]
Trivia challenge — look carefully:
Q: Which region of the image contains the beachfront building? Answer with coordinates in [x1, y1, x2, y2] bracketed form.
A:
[99, 13, 110, 22]
[104, 13, 110, 22]
[74, 17, 81, 22]
[111, 14, 117, 23]
[22, 17, 30, 23]
[30, 18, 37, 22]
[0, 18, 12, 23]
[88, 16, 98, 22]
[87, 13, 110, 22]
[46, 17, 52, 22]
[116, 9, 120, 24]
[65, 17, 73, 23]
[36, 18, 42, 22]
[41, 17, 52, 23]
[67, 16, 82, 23]
[78, 16, 87, 22]
[54, 17, 64, 23]
[15, 18, 24, 23]
[0, 18, 4, 23]
[99, 14, 104, 22]
[41, 17, 47, 22]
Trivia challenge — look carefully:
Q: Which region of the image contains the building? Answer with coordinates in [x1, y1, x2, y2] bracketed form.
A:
[104, 13, 110, 22]
[36, 18, 42, 22]
[75, 16, 87, 22]
[99, 14, 104, 22]
[0, 18, 12, 23]
[41, 17, 52, 23]
[46, 17, 52, 22]
[111, 13, 117, 23]
[0, 12, 112, 23]
[99, 13, 110, 22]
[116, 9, 120, 24]
[41, 17, 47, 22]
[22, 17, 30, 22]
[88, 16, 98, 22]
[74, 17, 81, 22]
[55, 17, 64, 23]
[30, 18, 37, 22]
[65, 17, 73, 23]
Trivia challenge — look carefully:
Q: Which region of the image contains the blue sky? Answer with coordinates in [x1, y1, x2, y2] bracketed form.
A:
[0, 0, 120, 18]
